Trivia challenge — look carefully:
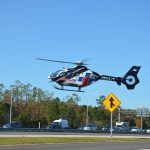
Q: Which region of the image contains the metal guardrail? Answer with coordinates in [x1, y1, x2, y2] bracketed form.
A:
[0, 128, 97, 133]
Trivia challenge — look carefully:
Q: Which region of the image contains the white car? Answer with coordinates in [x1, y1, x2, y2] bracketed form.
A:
[147, 129, 150, 133]
[131, 127, 141, 133]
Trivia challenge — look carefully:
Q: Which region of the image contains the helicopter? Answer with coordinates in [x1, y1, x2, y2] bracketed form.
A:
[36, 58, 141, 92]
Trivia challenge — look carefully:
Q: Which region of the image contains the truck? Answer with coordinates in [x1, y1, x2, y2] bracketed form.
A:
[49, 119, 69, 129]
[116, 122, 129, 132]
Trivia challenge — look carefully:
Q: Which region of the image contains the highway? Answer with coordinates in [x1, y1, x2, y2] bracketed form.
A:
[0, 131, 150, 150]
[0, 142, 150, 150]
[0, 131, 150, 138]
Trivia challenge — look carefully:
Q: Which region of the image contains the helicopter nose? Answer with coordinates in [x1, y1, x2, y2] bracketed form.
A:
[48, 74, 55, 81]
[48, 75, 51, 79]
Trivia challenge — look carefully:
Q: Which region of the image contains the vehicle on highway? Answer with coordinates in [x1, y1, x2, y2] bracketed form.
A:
[78, 124, 86, 130]
[116, 121, 129, 132]
[48, 119, 69, 129]
[147, 129, 150, 133]
[131, 127, 141, 133]
[47, 124, 61, 129]
[110, 127, 121, 133]
[3, 121, 22, 128]
[140, 129, 146, 133]
[101, 127, 110, 132]
[83, 124, 97, 131]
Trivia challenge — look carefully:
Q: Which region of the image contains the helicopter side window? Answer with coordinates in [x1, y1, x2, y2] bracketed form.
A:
[66, 72, 71, 78]
[66, 71, 76, 78]
[57, 71, 66, 77]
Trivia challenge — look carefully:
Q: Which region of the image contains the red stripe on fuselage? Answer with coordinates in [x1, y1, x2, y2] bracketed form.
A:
[82, 76, 90, 87]
[56, 77, 68, 82]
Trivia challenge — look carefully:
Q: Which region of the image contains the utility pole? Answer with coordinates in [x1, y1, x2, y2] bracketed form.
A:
[86, 104, 88, 126]
[9, 90, 13, 122]
[141, 115, 143, 129]
[118, 107, 121, 123]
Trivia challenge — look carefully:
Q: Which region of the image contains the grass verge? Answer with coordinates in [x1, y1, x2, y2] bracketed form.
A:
[0, 137, 150, 145]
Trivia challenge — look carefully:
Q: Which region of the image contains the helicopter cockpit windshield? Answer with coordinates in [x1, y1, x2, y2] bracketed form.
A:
[51, 70, 62, 77]
[49, 70, 65, 79]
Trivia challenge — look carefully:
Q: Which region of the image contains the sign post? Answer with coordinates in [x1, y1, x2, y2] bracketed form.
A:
[110, 112, 113, 138]
[102, 93, 121, 138]
[136, 107, 149, 129]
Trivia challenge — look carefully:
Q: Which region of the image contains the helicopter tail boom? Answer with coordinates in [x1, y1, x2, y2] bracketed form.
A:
[99, 66, 141, 90]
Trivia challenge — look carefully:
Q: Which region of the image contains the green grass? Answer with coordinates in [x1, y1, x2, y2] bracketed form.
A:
[0, 137, 150, 145]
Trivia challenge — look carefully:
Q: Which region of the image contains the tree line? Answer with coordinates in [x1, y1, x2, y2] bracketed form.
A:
[0, 80, 150, 129]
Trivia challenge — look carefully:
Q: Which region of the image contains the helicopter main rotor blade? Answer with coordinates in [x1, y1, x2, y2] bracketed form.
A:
[36, 58, 89, 65]
[36, 58, 77, 65]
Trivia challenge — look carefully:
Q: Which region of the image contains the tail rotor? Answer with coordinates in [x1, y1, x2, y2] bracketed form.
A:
[121, 66, 141, 89]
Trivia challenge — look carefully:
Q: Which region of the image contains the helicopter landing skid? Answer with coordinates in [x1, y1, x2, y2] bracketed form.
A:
[53, 85, 85, 92]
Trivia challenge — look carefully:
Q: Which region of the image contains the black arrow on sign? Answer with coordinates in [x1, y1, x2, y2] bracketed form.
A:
[109, 97, 115, 108]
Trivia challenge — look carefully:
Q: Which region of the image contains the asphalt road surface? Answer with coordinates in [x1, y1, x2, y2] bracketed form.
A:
[0, 142, 150, 150]
[1, 131, 150, 138]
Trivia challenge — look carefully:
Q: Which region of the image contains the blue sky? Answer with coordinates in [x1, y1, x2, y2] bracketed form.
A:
[0, 0, 150, 109]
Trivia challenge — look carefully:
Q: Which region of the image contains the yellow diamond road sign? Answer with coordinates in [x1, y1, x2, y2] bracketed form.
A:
[102, 93, 121, 112]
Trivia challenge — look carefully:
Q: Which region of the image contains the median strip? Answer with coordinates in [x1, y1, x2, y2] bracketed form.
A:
[0, 137, 150, 145]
